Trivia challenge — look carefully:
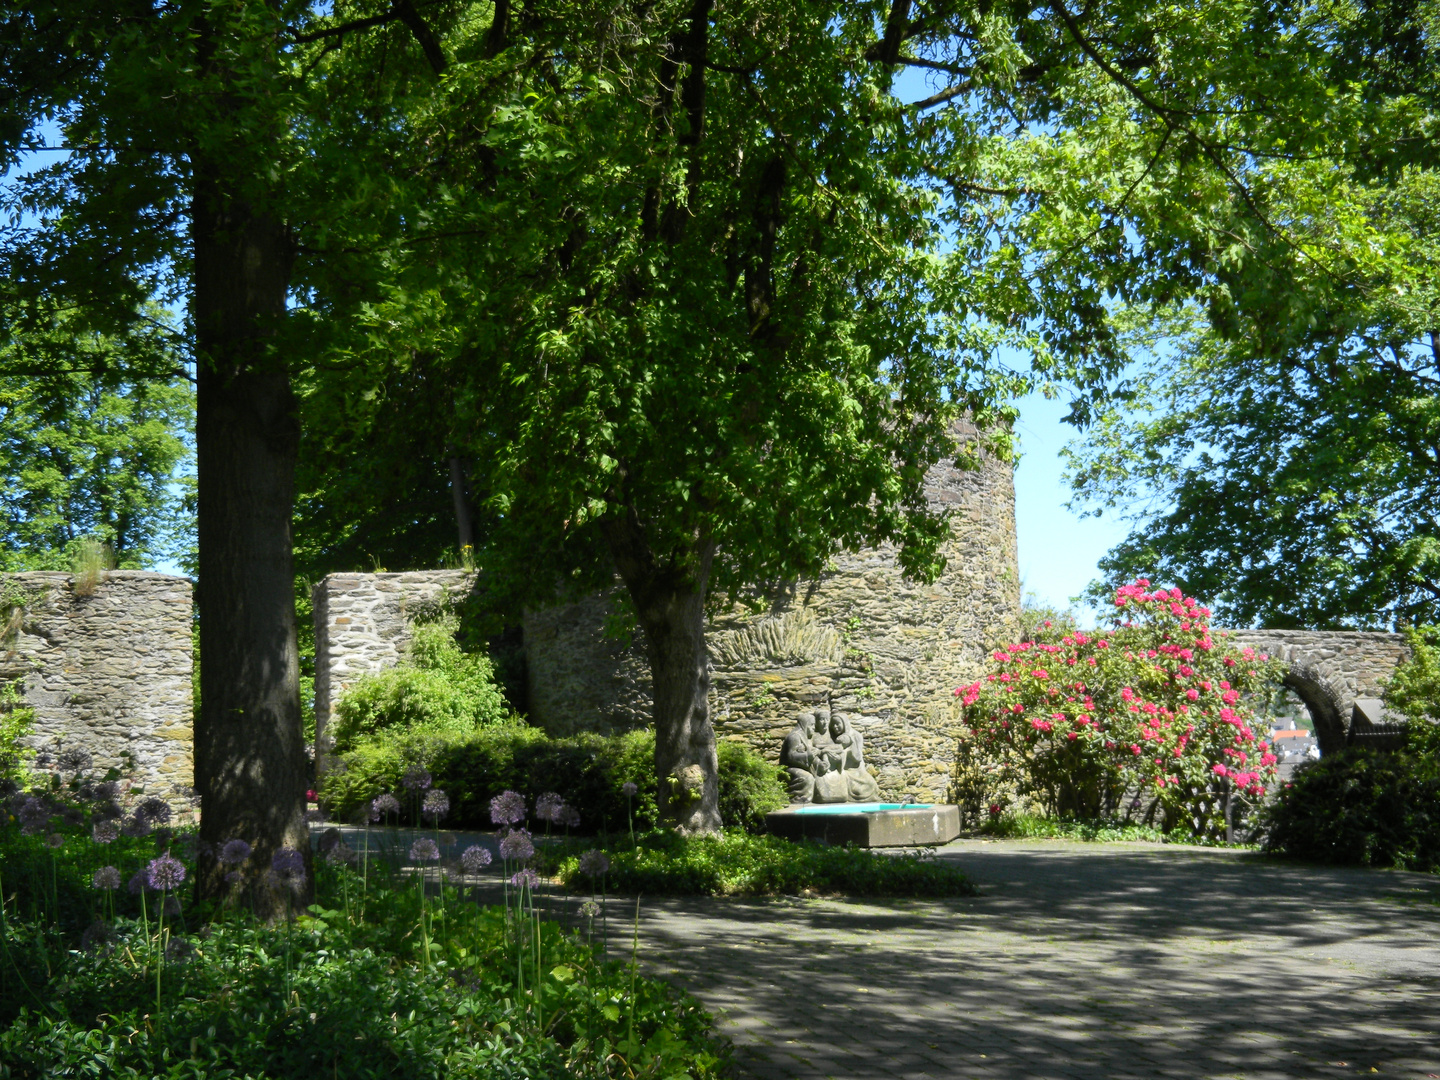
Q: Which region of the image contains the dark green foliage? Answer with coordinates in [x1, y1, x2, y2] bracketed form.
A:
[550, 831, 975, 898]
[714, 741, 789, 835]
[0, 888, 728, 1079]
[0, 790, 731, 1078]
[322, 726, 786, 836]
[1263, 749, 1440, 872]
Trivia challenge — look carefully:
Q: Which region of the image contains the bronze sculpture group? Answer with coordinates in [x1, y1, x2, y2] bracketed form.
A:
[779, 707, 881, 804]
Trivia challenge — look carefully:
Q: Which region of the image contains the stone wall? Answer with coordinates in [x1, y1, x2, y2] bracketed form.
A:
[1227, 629, 1410, 754]
[312, 571, 479, 761]
[1, 571, 193, 799]
[523, 429, 1022, 801]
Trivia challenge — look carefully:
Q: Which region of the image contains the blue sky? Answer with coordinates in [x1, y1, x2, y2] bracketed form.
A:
[1011, 390, 1130, 624]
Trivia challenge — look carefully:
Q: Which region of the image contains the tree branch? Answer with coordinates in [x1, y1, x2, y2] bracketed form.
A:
[392, 0, 447, 75]
[865, 0, 913, 68]
[285, 10, 404, 44]
[908, 81, 972, 110]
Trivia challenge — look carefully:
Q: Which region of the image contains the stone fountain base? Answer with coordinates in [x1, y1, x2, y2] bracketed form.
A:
[764, 803, 961, 847]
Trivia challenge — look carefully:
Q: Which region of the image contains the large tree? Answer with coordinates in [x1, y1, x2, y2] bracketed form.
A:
[987, 0, 1440, 627]
[335, 0, 1140, 832]
[0, 311, 193, 571]
[0, 0, 471, 912]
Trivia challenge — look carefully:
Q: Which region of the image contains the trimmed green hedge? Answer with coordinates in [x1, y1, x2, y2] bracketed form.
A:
[321, 725, 788, 834]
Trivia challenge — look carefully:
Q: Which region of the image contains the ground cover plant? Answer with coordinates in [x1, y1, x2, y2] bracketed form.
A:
[546, 830, 975, 899]
[957, 580, 1286, 836]
[0, 763, 731, 1078]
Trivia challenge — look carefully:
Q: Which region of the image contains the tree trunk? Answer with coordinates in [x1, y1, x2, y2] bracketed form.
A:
[603, 518, 722, 834]
[447, 446, 476, 554]
[192, 169, 311, 916]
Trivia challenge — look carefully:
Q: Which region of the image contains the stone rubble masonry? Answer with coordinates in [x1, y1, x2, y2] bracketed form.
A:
[1227, 628, 1410, 755]
[312, 570, 480, 764]
[312, 432, 1022, 802]
[524, 424, 1023, 803]
[1, 571, 193, 800]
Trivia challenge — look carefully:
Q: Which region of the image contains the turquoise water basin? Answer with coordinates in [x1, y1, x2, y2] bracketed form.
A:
[790, 802, 931, 815]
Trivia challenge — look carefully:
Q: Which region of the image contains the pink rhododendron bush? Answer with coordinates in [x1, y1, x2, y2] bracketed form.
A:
[955, 581, 1286, 834]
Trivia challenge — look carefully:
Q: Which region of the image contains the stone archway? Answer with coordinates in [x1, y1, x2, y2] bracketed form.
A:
[1227, 630, 1411, 756]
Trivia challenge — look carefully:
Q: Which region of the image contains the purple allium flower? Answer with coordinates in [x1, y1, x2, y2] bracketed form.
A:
[153, 828, 173, 851]
[559, 805, 581, 829]
[121, 814, 152, 838]
[371, 793, 400, 820]
[489, 790, 526, 826]
[409, 837, 441, 862]
[56, 747, 92, 774]
[80, 919, 115, 953]
[498, 828, 534, 862]
[147, 854, 186, 892]
[422, 789, 449, 820]
[401, 765, 432, 792]
[218, 838, 252, 865]
[304, 808, 327, 824]
[316, 828, 341, 854]
[262, 866, 307, 894]
[17, 796, 50, 832]
[510, 868, 539, 889]
[45, 832, 65, 849]
[92, 781, 119, 800]
[127, 869, 154, 894]
[460, 845, 493, 873]
[535, 792, 564, 822]
[92, 819, 120, 844]
[578, 849, 610, 877]
[165, 935, 194, 962]
[324, 842, 357, 866]
[579, 899, 600, 920]
[622, 781, 638, 798]
[224, 870, 243, 887]
[91, 866, 121, 890]
[271, 847, 305, 879]
[163, 896, 182, 916]
[136, 796, 172, 826]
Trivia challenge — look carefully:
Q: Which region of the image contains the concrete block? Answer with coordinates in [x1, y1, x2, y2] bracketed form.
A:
[764, 804, 961, 847]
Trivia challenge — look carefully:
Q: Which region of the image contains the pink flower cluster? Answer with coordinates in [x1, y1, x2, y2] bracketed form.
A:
[956, 580, 1281, 805]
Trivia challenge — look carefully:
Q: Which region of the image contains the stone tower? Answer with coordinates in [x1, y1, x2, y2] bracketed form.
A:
[522, 422, 1020, 801]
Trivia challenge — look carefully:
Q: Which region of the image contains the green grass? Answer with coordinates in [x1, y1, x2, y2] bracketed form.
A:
[546, 829, 976, 898]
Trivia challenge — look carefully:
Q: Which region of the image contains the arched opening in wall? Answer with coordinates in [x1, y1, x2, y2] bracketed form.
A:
[1278, 669, 1349, 757]
[1253, 685, 1323, 778]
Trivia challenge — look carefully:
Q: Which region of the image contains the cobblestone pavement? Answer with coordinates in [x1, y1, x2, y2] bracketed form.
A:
[627, 841, 1440, 1080]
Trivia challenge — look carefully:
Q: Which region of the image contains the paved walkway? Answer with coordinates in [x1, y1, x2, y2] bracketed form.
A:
[628, 841, 1440, 1080]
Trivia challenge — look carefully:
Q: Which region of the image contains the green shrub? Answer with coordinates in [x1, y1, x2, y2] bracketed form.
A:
[550, 830, 975, 898]
[0, 678, 35, 790]
[1263, 748, 1440, 871]
[321, 725, 788, 835]
[330, 618, 513, 752]
[958, 579, 1286, 835]
[715, 739, 789, 832]
[0, 866, 730, 1079]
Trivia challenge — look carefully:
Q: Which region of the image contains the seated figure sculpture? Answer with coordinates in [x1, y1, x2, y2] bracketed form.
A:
[780, 711, 820, 803]
[782, 708, 880, 803]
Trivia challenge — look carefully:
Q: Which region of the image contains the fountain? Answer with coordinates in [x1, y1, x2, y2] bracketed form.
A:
[764, 708, 961, 846]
